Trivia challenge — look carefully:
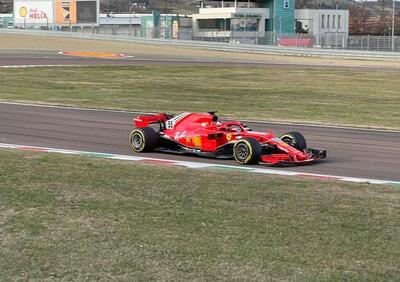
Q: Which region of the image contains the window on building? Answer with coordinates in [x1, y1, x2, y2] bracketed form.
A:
[198, 19, 231, 31]
[232, 19, 258, 31]
[283, 0, 289, 9]
[321, 15, 325, 29]
[327, 15, 330, 28]
[332, 15, 335, 28]
[338, 15, 341, 29]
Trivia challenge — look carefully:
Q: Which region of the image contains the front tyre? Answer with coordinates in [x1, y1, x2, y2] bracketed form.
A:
[233, 138, 262, 165]
[129, 127, 158, 152]
[280, 131, 307, 151]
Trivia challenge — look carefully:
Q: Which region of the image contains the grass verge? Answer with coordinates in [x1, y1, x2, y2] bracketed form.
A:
[1, 65, 399, 129]
[1, 149, 399, 280]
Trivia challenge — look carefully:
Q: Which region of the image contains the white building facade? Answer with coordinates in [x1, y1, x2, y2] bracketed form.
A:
[295, 9, 349, 37]
[192, 1, 270, 42]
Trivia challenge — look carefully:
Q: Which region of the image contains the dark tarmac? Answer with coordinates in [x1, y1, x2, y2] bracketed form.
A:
[0, 103, 399, 181]
[2, 49, 400, 70]
[1, 48, 399, 181]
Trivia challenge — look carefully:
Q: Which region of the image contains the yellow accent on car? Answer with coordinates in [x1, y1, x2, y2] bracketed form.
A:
[233, 139, 253, 164]
[193, 136, 202, 148]
[242, 140, 253, 163]
[129, 130, 145, 152]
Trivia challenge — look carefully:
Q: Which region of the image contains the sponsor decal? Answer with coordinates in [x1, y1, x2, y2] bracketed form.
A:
[28, 8, 48, 20]
[59, 51, 131, 59]
[186, 136, 191, 144]
[193, 136, 202, 148]
[172, 20, 179, 39]
[55, 0, 77, 24]
[165, 112, 190, 129]
[174, 131, 186, 141]
[226, 134, 232, 141]
[19, 7, 28, 17]
[14, 2, 54, 24]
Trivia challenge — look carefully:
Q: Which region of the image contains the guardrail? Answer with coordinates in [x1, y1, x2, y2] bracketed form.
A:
[2, 28, 400, 61]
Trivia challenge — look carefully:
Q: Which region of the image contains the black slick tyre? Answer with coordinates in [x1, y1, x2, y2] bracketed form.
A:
[280, 131, 307, 151]
[129, 127, 158, 152]
[233, 138, 262, 165]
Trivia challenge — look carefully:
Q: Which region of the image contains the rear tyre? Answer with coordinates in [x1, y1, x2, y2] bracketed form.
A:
[280, 131, 307, 151]
[233, 138, 262, 165]
[129, 127, 158, 152]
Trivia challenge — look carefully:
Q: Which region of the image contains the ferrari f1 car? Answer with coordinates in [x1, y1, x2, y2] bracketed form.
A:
[129, 111, 326, 165]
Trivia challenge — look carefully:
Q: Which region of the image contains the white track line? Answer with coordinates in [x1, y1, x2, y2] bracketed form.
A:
[0, 65, 72, 68]
[0, 143, 399, 186]
[0, 101, 399, 133]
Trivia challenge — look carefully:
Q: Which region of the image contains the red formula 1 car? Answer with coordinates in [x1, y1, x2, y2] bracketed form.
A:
[129, 111, 326, 165]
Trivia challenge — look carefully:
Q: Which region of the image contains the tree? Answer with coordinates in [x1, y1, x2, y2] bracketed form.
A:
[349, 3, 368, 35]
[378, 0, 390, 35]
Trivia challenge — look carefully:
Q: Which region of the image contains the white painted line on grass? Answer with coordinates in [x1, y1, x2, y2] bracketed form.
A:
[0, 143, 399, 186]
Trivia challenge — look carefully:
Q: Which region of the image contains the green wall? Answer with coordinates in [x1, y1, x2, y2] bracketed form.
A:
[262, 0, 295, 35]
[0, 16, 13, 27]
[141, 12, 179, 39]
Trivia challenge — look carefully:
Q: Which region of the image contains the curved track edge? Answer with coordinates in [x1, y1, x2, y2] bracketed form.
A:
[1, 143, 399, 186]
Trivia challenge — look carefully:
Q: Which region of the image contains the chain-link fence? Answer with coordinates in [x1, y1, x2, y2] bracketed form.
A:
[3, 24, 400, 52]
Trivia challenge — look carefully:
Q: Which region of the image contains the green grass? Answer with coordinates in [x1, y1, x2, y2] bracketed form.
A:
[1, 149, 399, 280]
[0, 65, 399, 129]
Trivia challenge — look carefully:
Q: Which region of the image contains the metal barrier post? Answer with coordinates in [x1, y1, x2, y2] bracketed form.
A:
[361, 36, 364, 50]
[377, 36, 380, 51]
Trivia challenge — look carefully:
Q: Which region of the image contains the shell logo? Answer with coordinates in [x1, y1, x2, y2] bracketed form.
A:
[19, 7, 28, 17]
[192, 136, 202, 148]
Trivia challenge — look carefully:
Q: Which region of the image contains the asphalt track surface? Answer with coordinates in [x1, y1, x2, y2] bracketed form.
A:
[1, 49, 399, 181]
[1, 50, 400, 70]
[0, 103, 399, 181]
[0, 50, 300, 67]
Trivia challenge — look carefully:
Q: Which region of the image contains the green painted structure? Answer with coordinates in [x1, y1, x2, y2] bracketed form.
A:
[141, 11, 180, 39]
[0, 15, 13, 27]
[262, 0, 295, 35]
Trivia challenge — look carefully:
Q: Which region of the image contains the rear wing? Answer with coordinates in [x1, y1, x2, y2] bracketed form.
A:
[133, 113, 169, 127]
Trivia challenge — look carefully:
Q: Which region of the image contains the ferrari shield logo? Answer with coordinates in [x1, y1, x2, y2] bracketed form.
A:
[226, 134, 232, 141]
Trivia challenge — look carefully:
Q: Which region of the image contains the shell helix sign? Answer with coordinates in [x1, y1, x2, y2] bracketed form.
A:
[14, 0, 99, 26]
[19, 7, 28, 17]
[15, 1, 53, 24]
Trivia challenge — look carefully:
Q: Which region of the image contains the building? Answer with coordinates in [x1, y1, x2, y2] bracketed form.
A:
[0, 13, 13, 27]
[192, 0, 348, 43]
[139, 12, 192, 39]
[98, 12, 192, 39]
[99, 13, 141, 36]
[295, 9, 349, 37]
[192, 0, 295, 42]
[6, 0, 349, 46]
[13, 0, 100, 29]
[295, 9, 349, 47]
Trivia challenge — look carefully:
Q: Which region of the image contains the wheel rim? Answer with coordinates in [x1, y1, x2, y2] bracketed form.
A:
[282, 137, 296, 148]
[235, 143, 249, 161]
[131, 132, 143, 150]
